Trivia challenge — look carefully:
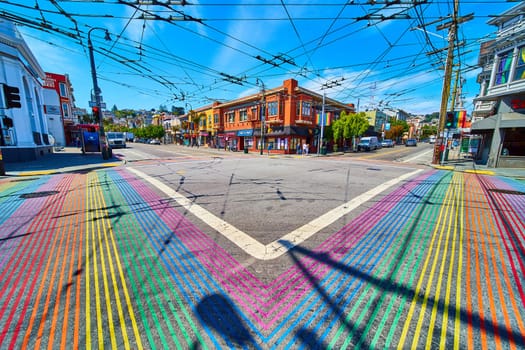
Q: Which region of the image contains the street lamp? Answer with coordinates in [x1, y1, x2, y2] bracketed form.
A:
[87, 27, 111, 159]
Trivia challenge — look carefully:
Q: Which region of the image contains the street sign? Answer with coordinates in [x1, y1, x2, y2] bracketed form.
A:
[89, 101, 106, 108]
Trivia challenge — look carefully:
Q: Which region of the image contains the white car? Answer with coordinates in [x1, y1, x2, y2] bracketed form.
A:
[149, 139, 161, 145]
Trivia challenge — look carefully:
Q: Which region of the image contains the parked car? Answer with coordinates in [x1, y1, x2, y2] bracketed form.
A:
[381, 139, 394, 148]
[149, 139, 161, 145]
[357, 136, 380, 151]
[405, 138, 417, 147]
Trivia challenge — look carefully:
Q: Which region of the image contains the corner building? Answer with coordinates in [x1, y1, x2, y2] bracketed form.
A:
[208, 78, 353, 154]
[472, 2, 525, 168]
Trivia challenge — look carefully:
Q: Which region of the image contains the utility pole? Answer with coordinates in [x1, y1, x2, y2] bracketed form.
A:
[318, 92, 325, 156]
[88, 27, 112, 159]
[256, 79, 265, 155]
[431, 0, 473, 164]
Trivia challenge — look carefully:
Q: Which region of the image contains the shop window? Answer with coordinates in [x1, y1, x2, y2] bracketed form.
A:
[501, 128, 525, 156]
[495, 51, 512, 85]
[514, 47, 525, 81]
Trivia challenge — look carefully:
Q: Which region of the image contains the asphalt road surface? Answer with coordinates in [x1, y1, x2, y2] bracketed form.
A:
[1, 145, 524, 349]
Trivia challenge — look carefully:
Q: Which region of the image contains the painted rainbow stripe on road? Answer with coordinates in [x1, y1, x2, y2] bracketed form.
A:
[0, 168, 524, 348]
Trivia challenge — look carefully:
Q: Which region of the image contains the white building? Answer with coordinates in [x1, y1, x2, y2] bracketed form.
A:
[472, 2, 525, 168]
[0, 19, 53, 162]
[42, 87, 66, 147]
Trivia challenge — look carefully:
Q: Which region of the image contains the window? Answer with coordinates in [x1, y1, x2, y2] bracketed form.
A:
[302, 102, 311, 116]
[267, 102, 278, 116]
[62, 103, 69, 118]
[226, 111, 235, 123]
[251, 107, 258, 119]
[59, 83, 67, 97]
[239, 109, 248, 121]
[514, 47, 525, 81]
[296, 102, 301, 116]
[214, 113, 219, 124]
[495, 51, 512, 85]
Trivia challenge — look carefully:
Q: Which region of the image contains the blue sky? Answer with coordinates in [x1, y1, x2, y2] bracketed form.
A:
[1, 0, 517, 115]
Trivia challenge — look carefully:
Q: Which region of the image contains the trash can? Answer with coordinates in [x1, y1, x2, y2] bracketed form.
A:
[244, 148, 248, 154]
[321, 146, 327, 155]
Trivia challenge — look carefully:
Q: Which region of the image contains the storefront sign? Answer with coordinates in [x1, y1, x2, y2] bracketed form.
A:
[511, 98, 525, 110]
[237, 129, 253, 137]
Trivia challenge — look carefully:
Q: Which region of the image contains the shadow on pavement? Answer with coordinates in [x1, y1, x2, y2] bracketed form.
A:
[3, 147, 121, 175]
[196, 293, 255, 348]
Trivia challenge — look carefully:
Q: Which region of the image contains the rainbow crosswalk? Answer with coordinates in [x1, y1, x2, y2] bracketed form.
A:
[0, 167, 524, 349]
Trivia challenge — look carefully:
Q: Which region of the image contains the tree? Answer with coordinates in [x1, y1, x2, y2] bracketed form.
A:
[385, 118, 409, 142]
[420, 124, 438, 139]
[424, 112, 439, 123]
[332, 111, 369, 150]
[133, 125, 164, 140]
[172, 106, 185, 115]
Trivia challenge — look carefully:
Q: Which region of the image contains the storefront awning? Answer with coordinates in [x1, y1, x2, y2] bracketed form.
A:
[471, 115, 497, 131]
[472, 112, 525, 131]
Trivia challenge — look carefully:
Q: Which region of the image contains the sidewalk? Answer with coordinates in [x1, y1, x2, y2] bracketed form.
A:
[2, 147, 123, 176]
[430, 147, 525, 180]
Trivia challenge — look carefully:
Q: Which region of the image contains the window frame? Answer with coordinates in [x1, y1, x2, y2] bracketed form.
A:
[495, 51, 513, 85]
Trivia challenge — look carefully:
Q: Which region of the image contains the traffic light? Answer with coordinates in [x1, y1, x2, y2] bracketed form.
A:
[92, 106, 99, 116]
[445, 111, 455, 129]
[2, 84, 21, 109]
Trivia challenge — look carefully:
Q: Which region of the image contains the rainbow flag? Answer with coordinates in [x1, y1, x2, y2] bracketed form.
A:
[316, 112, 331, 126]
[455, 110, 467, 128]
